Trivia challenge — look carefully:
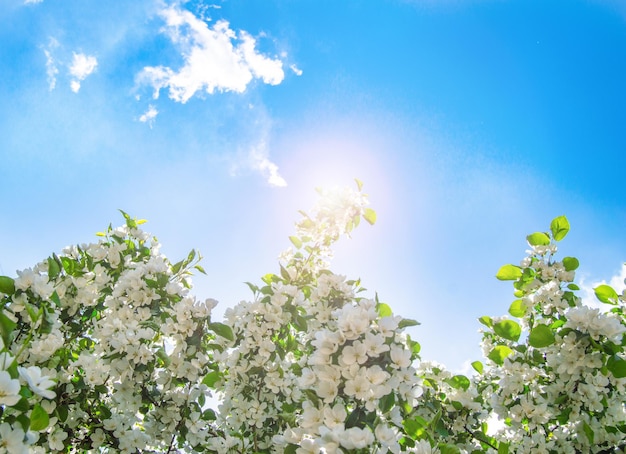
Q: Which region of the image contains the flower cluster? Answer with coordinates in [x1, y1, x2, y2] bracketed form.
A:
[208, 183, 431, 453]
[1, 185, 625, 454]
[278, 297, 422, 453]
[473, 218, 626, 453]
[0, 212, 222, 452]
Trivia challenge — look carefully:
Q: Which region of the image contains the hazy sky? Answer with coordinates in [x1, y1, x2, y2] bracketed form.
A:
[1, 0, 625, 371]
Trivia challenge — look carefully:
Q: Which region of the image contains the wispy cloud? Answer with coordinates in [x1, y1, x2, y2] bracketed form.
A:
[137, 5, 285, 103]
[42, 38, 59, 91]
[229, 138, 287, 188]
[42, 40, 98, 94]
[248, 141, 287, 187]
[24, 0, 44, 4]
[138, 105, 158, 128]
[69, 52, 98, 93]
[227, 105, 287, 187]
[289, 64, 303, 76]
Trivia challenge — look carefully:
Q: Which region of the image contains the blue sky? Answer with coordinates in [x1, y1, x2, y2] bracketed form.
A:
[1, 0, 625, 371]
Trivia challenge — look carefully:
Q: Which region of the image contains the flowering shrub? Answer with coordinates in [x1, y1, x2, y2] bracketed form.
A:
[472, 218, 626, 453]
[0, 214, 221, 453]
[0, 181, 624, 453]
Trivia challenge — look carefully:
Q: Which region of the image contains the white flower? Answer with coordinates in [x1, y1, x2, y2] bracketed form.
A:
[0, 370, 21, 406]
[323, 403, 347, 429]
[0, 423, 28, 454]
[335, 304, 371, 340]
[296, 437, 319, 454]
[18, 366, 56, 399]
[378, 316, 401, 337]
[375, 424, 400, 453]
[301, 401, 323, 430]
[411, 439, 437, 454]
[311, 330, 341, 356]
[48, 428, 68, 451]
[0, 351, 15, 370]
[14, 268, 36, 291]
[390, 344, 412, 369]
[363, 332, 389, 356]
[340, 426, 374, 449]
[565, 306, 626, 342]
[344, 374, 371, 400]
[339, 341, 368, 366]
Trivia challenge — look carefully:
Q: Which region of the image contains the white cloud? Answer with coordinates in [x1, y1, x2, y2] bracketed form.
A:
[139, 105, 159, 128]
[290, 64, 303, 76]
[42, 38, 59, 91]
[248, 142, 287, 187]
[579, 263, 626, 311]
[69, 52, 98, 93]
[24, 0, 44, 4]
[229, 128, 287, 188]
[137, 5, 285, 103]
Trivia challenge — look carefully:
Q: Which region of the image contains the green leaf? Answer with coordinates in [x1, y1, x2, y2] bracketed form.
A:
[550, 215, 570, 241]
[471, 361, 484, 374]
[607, 355, 626, 378]
[528, 324, 555, 348]
[439, 445, 461, 454]
[488, 345, 513, 366]
[208, 322, 234, 342]
[292, 314, 308, 332]
[445, 375, 470, 391]
[403, 416, 427, 439]
[261, 273, 281, 285]
[0, 276, 15, 295]
[398, 318, 420, 329]
[562, 257, 579, 271]
[526, 232, 550, 246]
[508, 299, 526, 318]
[60, 257, 80, 277]
[513, 267, 536, 292]
[355, 178, 364, 191]
[30, 403, 50, 431]
[582, 421, 595, 444]
[47, 257, 61, 280]
[201, 408, 216, 421]
[496, 264, 522, 281]
[12, 397, 29, 413]
[377, 303, 393, 318]
[155, 348, 171, 367]
[378, 392, 395, 413]
[363, 208, 377, 225]
[23, 301, 39, 323]
[493, 320, 522, 342]
[171, 260, 183, 275]
[194, 264, 207, 275]
[406, 335, 421, 357]
[478, 316, 493, 328]
[56, 405, 69, 423]
[345, 406, 366, 429]
[202, 370, 221, 388]
[289, 236, 303, 249]
[280, 264, 291, 281]
[595, 284, 619, 305]
[0, 311, 17, 346]
[497, 442, 509, 454]
[119, 209, 138, 229]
